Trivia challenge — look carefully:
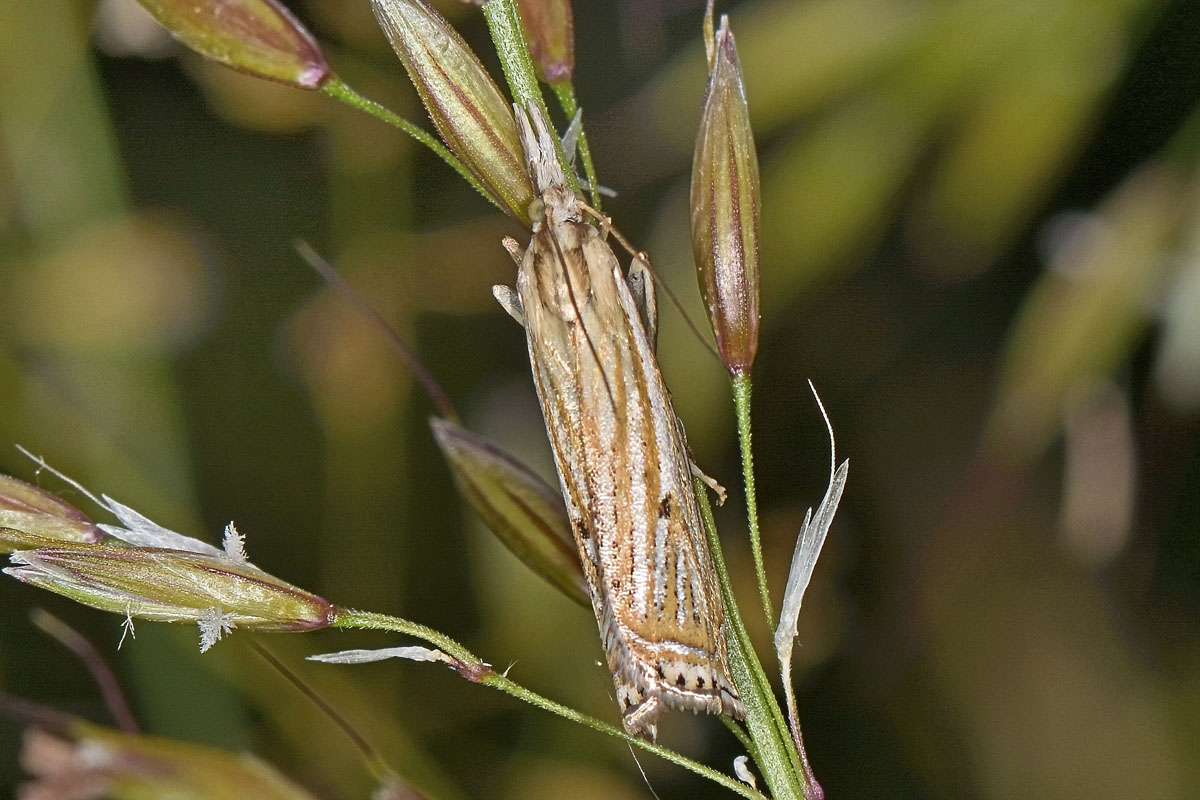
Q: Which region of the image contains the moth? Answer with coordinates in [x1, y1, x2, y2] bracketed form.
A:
[494, 105, 745, 740]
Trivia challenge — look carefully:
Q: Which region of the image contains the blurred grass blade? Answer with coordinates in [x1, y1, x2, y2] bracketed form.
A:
[987, 162, 1185, 461]
[21, 723, 322, 800]
[516, 0, 574, 83]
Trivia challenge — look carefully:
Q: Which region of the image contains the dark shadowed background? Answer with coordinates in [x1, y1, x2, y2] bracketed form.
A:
[1, 0, 1198, 797]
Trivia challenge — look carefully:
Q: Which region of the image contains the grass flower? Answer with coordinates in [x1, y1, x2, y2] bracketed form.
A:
[430, 417, 587, 606]
[372, 0, 536, 224]
[134, 0, 331, 89]
[691, 10, 762, 376]
[6, 540, 338, 651]
[0, 474, 102, 550]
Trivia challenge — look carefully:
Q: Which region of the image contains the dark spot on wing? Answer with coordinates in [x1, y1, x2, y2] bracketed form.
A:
[675, 673, 687, 688]
[658, 494, 673, 519]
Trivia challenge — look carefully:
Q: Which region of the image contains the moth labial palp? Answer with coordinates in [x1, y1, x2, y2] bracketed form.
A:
[494, 103, 744, 741]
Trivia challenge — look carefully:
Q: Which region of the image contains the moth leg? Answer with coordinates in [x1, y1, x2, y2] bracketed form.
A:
[621, 694, 661, 742]
[492, 284, 525, 326]
[676, 417, 728, 505]
[574, 199, 614, 239]
[691, 461, 728, 506]
[573, 199, 662, 349]
[626, 253, 658, 351]
[576, 200, 640, 254]
[501, 236, 524, 266]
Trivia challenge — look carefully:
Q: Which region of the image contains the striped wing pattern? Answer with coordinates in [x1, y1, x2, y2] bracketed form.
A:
[511, 108, 744, 739]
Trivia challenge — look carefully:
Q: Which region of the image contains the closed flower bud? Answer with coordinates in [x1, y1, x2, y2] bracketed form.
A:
[372, 0, 535, 224]
[690, 14, 761, 376]
[0, 474, 103, 550]
[430, 417, 587, 605]
[135, 0, 331, 89]
[516, 0, 574, 84]
[5, 542, 338, 651]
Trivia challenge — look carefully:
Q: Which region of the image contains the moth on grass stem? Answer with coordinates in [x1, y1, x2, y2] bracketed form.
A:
[493, 105, 744, 740]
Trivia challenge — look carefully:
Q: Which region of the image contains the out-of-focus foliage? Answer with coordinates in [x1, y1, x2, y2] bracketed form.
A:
[0, 0, 1197, 798]
[19, 721, 323, 800]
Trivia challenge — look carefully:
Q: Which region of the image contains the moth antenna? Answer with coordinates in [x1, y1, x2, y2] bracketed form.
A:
[640, 257, 721, 363]
[575, 201, 721, 363]
[545, 224, 618, 414]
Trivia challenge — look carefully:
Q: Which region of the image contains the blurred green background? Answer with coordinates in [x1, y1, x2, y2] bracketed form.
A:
[2, 0, 1198, 797]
